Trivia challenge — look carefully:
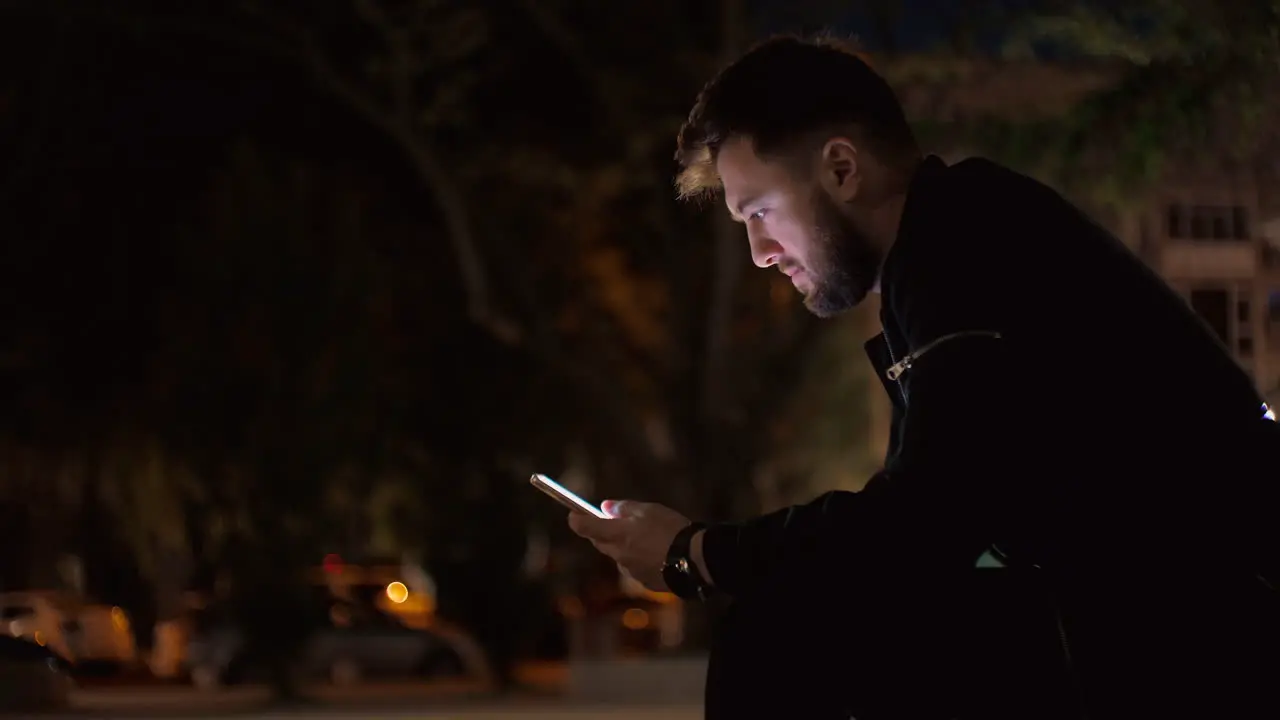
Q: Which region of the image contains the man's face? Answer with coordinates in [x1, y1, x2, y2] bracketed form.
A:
[717, 135, 881, 317]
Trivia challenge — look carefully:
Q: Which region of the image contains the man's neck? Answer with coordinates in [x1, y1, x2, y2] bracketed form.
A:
[866, 191, 909, 258]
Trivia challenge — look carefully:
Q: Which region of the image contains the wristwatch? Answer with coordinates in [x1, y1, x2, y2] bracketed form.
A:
[662, 522, 715, 601]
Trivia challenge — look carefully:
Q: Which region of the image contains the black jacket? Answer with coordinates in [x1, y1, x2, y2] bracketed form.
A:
[701, 156, 1280, 718]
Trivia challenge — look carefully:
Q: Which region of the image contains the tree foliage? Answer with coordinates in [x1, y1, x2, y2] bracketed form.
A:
[15, 0, 1272, 606]
[915, 0, 1280, 205]
[0, 0, 928, 648]
[193, 0, 839, 519]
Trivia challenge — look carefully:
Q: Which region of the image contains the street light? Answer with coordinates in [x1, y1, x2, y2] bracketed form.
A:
[385, 581, 409, 604]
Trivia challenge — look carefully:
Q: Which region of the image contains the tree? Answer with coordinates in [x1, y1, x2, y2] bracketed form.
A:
[912, 0, 1280, 205]
[199, 0, 838, 521]
[0, 5, 217, 607]
[141, 138, 425, 693]
[1, 0, 889, 657]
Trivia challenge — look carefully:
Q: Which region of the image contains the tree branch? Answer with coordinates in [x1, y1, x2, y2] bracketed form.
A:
[243, 4, 521, 344]
[513, 0, 679, 165]
[515, 0, 629, 133]
[352, 0, 415, 124]
[16, 0, 521, 346]
[13, 0, 669, 484]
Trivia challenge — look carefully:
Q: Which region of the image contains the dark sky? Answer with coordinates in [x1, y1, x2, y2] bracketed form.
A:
[756, 0, 957, 49]
[754, 0, 1037, 53]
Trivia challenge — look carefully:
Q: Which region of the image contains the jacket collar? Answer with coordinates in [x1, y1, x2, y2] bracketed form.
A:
[865, 155, 948, 390]
[878, 154, 948, 303]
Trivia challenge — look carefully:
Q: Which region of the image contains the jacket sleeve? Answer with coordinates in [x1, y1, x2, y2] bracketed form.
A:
[701, 235, 1021, 598]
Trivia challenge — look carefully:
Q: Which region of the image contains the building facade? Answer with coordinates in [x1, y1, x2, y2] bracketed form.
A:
[1120, 172, 1280, 403]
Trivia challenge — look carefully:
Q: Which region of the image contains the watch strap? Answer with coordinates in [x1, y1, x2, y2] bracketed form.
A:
[662, 522, 714, 601]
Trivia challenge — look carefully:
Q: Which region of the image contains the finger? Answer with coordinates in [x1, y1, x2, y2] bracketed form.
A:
[568, 511, 630, 542]
[581, 538, 623, 563]
[602, 499, 648, 519]
[567, 511, 594, 535]
[594, 542, 622, 561]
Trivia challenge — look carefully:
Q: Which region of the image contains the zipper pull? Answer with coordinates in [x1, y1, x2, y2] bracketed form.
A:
[884, 330, 1003, 382]
[886, 356, 911, 381]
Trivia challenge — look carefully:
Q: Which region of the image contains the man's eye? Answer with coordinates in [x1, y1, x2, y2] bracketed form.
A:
[749, 209, 768, 221]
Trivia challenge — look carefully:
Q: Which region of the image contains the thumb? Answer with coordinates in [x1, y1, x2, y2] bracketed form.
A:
[602, 499, 643, 518]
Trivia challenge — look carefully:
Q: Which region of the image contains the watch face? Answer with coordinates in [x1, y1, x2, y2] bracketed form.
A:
[662, 557, 696, 600]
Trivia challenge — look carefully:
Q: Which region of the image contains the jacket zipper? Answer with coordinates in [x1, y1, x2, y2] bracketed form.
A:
[886, 327, 1082, 714]
[1026, 559, 1086, 718]
[882, 329, 905, 404]
[1051, 596, 1088, 719]
[885, 330, 1003, 381]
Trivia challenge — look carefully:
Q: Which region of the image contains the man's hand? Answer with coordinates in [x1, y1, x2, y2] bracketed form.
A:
[568, 500, 692, 592]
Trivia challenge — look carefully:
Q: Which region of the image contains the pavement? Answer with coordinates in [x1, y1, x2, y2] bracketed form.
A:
[68, 706, 704, 720]
[50, 692, 702, 720]
[76, 702, 706, 712]
[54, 680, 702, 720]
[282, 709, 700, 719]
[36, 661, 704, 719]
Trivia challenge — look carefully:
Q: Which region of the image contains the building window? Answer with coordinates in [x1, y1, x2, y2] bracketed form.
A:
[1166, 204, 1250, 241]
[1189, 286, 1258, 360]
[1265, 244, 1280, 269]
[1212, 211, 1231, 239]
[1190, 206, 1211, 238]
[1237, 296, 1254, 357]
[1167, 205, 1186, 238]
[1236, 291, 1254, 357]
[1232, 206, 1250, 239]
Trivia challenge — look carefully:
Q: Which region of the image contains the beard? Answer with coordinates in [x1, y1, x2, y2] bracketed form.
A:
[800, 192, 883, 318]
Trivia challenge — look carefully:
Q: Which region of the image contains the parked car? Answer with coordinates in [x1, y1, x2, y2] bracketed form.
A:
[0, 591, 137, 672]
[185, 599, 469, 690]
[0, 636, 74, 713]
[0, 592, 76, 661]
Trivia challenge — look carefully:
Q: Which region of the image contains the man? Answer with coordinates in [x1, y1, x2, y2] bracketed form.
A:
[569, 35, 1280, 719]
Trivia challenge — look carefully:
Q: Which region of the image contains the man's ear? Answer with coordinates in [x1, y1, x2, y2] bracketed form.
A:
[819, 138, 859, 202]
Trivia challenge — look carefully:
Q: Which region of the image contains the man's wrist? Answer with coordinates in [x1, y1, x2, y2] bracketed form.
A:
[662, 522, 716, 601]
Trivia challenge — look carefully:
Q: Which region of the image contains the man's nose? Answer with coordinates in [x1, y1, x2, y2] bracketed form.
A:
[746, 227, 782, 268]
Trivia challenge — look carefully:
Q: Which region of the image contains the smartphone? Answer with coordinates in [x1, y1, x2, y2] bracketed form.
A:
[530, 473, 611, 518]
